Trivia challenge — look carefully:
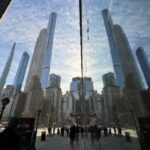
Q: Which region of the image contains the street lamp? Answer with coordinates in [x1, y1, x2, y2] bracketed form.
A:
[0, 97, 10, 122]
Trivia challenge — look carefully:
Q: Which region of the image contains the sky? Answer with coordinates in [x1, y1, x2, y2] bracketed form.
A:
[0, 0, 150, 94]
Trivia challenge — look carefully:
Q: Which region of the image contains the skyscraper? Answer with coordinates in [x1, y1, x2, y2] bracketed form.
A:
[136, 47, 150, 89]
[70, 77, 80, 100]
[113, 25, 143, 91]
[0, 0, 12, 19]
[13, 52, 29, 95]
[41, 12, 57, 89]
[102, 9, 125, 88]
[0, 43, 16, 94]
[49, 73, 61, 88]
[70, 77, 94, 100]
[24, 28, 48, 92]
[102, 72, 115, 87]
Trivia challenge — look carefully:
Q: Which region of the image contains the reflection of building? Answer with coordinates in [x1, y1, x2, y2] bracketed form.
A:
[10, 92, 27, 118]
[113, 25, 143, 91]
[102, 9, 124, 88]
[1, 85, 14, 97]
[0, 0, 12, 19]
[41, 12, 57, 89]
[102, 72, 115, 87]
[43, 86, 62, 124]
[13, 52, 29, 96]
[23, 76, 43, 118]
[136, 47, 150, 89]
[70, 77, 94, 116]
[70, 77, 80, 100]
[70, 77, 94, 100]
[62, 91, 73, 124]
[102, 84, 127, 125]
[0, 43, 16, 94]
[113, 25, 145, 116]
[24, 29, 48, 92]
[49, 73, 61, 88]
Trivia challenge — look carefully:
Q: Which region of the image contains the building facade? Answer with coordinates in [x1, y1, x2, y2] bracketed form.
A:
[13, 52, 29, 95]
[113, 24, 145, 116]
[49, 73, 61, 88]
[136, 47, 150, 89]
[41, 12, 57, 89]
[102, 9, 124, 88]
[102, 72, 115, 87]
[0, 43, 16, 94]
[24, 28, 48, 92]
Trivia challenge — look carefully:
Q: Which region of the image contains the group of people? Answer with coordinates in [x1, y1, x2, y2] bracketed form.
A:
[47, 124, 122, 147]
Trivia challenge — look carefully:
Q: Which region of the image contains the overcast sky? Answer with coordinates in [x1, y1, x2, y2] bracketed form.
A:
[0, 0, 150, 94]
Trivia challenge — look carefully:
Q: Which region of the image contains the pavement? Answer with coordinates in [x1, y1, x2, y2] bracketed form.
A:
[36, 128, 141, 150]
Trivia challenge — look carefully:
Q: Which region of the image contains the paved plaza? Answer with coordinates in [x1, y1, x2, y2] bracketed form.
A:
[36, 128, 140, 150]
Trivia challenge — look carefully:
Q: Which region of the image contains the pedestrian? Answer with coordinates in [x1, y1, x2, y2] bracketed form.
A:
[80, 126, 84, 138]
[69, 124, 76, 147]
[61, 126, 64, 136]
[118, 126, 122, 136]
[103, 126, 108, 137]
[66, 127, 69, 137]
[75, 125, 79, 144]
[109, 128, 112, 136]
[113, 126, 116, 136]
[53, 126, 56, 136]
[90, 125, 95, 144]
[57, 127, 60, 136]
[48, 126, 52, 136]
[96, 126, 101, 141]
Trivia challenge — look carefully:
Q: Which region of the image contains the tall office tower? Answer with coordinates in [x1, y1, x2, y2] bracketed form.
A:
[84, 77, 94, 100]
[0, 0, 12, 19]
[13, 52, 29, 95]
[113, 25, 145, 116]
[24, 28, 48, 92]
[102, 72, 115, 87]
[0, 43, 16, 94]
[70, 77, 80, 100]
[136, 47, 150, 89]
[102, 9, 124, 88]
[70, 77, 94, 100]
[49, 73, 61, 88]
[41, 12, 57, 89]
[113, 25, 143, 90]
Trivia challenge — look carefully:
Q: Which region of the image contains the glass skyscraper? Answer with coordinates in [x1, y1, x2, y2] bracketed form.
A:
[113, 25, 144, 90]
[136, 47, 150, 89]
[70, 77, 94, 100]
[102, 9, 124, 88]
[13, 52, 29, 95]
[0, 43, 16, 94]
[102, 72, 115, 87]
[41, 12, 57, 89]
[49, 73, 61, 88]
[24, 28, 48, 92]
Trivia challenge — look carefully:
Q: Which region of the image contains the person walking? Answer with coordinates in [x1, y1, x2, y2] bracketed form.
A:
[75, 125, 79, 144]
[53, 126, 56, 136]
[69, 124, 76, 147]
[80, 126, 84, 138]
[113, 126, 116, 136]
[90, 125, 96, 144]
[48, 126, 52, 136]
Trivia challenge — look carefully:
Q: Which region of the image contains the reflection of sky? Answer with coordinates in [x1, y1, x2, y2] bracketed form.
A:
[0, 0, 150, 93]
